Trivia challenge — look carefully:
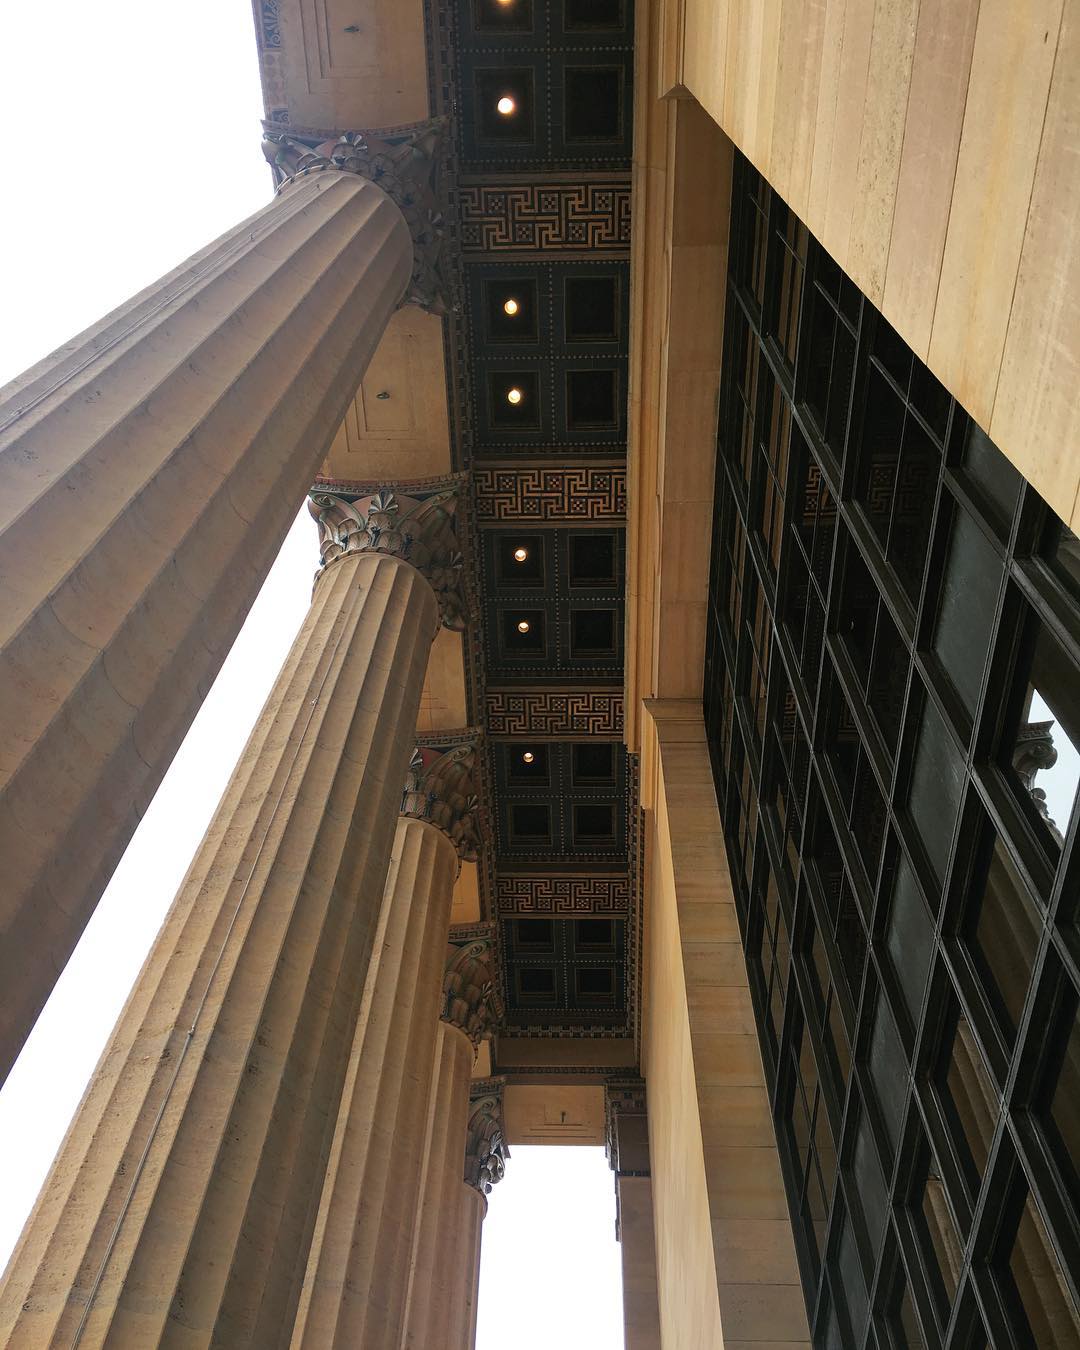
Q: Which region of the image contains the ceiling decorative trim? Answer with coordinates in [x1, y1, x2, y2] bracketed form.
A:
[485, 689, 624, 739]
[494, 874, 631, 915]
[459, 182, 631, 254]
[474, 463, 626, 523]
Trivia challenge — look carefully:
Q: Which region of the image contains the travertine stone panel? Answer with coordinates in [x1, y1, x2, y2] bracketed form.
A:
[642, 701, 810, 1349]
[0, 550, 436, 1348]
[290, 816, 457, 1349]
[0, 169, 412, 1085]
[619, 1175, 662, 1350]
[401, 1021, 475, 1350]
[667, 0, 1080, 526]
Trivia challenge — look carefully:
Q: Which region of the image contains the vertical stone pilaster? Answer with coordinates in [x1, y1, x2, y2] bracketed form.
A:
[0, 490, 466, 1349]
[606, 1082, 662, 1350]
[0, 164, 417, 1086]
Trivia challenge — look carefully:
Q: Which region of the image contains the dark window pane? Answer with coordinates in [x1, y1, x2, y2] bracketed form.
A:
[908, 691, 965, 886]
[1001, 1187, 1080, 1346]
[884, 850, 934, 1029]
[932, 507, 1002, 719]
[962, 421, 1022, 534]
[869, 997, 908, 1159]
[965, 830, 1041, 1041]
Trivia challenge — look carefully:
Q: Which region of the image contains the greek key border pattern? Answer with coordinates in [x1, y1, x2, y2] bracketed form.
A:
[474, 464, 626, 523]
[460, 182, 631, 253]
[494, 874, 630, 915]
[486, 690, 623, 738]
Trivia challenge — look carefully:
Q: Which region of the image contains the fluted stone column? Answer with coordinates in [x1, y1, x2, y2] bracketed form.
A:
[451, 1183, 487, 1350]
[0, 121, 447, 1086]
[401, 948, 502, 1350]
[0, 489, 464, 1349]
[290, 741, 480, 1349]
[442, 1084, 510, 1350]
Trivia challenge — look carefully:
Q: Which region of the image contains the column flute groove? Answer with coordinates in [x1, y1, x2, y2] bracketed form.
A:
[289, 740, 481, 1350]
[0, 486, 466, 1350]
[0, 117, 447, 1084]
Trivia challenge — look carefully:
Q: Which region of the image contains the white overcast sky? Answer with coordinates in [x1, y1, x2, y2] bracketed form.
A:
[0, 2, 624, 1343]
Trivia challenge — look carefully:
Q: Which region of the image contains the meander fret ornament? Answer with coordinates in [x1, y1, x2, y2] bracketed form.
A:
[401, 742, 482, 863]
[263, 120, 451, 314]
[308, 488, 467, 632]
[464, 1090, 509, 1194]
[443, 938, 502, 1047]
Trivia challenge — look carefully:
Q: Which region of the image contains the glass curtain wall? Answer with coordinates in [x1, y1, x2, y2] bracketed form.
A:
[705, 150, 1080, 1350]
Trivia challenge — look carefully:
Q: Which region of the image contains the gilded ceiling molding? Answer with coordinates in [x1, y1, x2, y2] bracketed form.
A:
[442, 936, 502, 1047]
[464, 1083, 508, 1194]
[308, 487, 467, 631]
[263, 120, 450, 313]
[401, 740, 482, 863]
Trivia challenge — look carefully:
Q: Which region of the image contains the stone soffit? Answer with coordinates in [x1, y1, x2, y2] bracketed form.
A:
[253, 0, 643, 1068]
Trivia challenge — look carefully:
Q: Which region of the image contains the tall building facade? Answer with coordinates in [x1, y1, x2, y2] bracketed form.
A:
[0, 0, 1077, 1347]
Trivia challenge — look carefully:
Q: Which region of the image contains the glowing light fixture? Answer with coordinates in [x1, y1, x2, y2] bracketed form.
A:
[516, 619, 531, 633]
[497, 96, 516, 116]
[506, 387, 523, 405]
[522, 751, 535, 764]
[503, 297, 520, 316]
[513, 546, 529, 562]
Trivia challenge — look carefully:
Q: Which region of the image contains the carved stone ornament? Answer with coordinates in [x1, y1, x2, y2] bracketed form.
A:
[402, 742, 481, 862]
[443, 938, 502, 1046]
[1013, 719, 1064, 844]
[308, 488, 467, 631]
[464, 1091, 509, 1194]
[263, 120, 451, 314]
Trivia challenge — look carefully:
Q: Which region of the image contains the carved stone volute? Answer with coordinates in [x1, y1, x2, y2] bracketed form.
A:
[464, 1087, 508, 1194]
[402, 741, 481, 862]
[442, 937, 501, 1046]
[308, 487, 467, 631]
[263, 120, 450, 314]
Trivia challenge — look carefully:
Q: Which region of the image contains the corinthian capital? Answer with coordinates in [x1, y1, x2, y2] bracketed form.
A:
[442, 936, 501, 1046]
[464, 1085, 508, 1194]
[308, 487, 467, 631]
[402, 740, 481, 861]
[263, 120, 450, 313]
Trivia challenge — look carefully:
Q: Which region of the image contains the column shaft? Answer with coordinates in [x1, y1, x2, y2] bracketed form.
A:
[289, 816, 457, 1349]
[401, 1021, 475, 1350]
[617, 1175, 662, 1350]
[0, 169, 412, 1084]
[0, 550, 436, 1349]
[448, 1183, 486, 1350]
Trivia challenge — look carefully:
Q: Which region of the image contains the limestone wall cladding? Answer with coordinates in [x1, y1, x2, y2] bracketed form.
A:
[662, 0, 1080, 531]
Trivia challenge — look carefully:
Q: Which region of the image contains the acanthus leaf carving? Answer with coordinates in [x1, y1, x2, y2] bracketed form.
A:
[308, 487, 467, 632]
[442, 937, 501, 1046]
[464, 1087, 508, 1194]
[401, 740, 482, 863]
[263, 119, 451, 314]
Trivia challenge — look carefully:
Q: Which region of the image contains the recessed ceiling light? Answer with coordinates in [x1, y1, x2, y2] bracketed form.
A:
[503, 297, 520, 316]
[522, 751, 535, 763]
[513, 546, 528, 562]
[517, 619, 531, 633]
[506, 387, 523, 405]
[497, 96, 516, 116]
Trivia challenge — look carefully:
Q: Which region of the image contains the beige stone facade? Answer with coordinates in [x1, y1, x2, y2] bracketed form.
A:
[1, 0, 1078, 1345]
